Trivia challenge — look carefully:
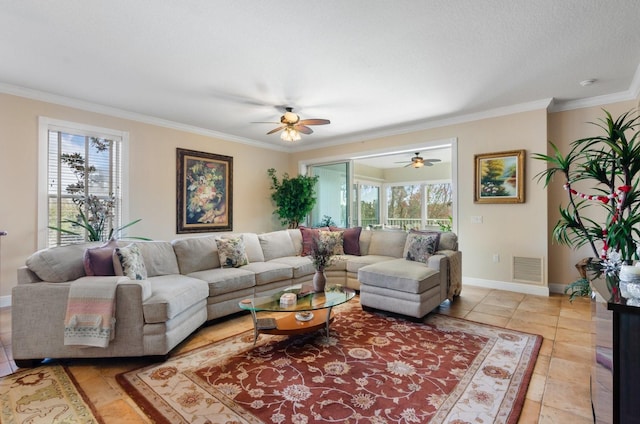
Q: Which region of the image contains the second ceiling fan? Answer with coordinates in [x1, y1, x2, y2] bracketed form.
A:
[397, 152, 442, 168]
[263, 107, 330, 141]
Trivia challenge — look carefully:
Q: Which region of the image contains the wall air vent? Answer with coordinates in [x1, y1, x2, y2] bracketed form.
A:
[512, 256, 544, 285]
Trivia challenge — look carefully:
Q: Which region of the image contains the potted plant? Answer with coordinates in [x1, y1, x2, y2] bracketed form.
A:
[533, 109, 640, 299]
[267, 168, 319, 229]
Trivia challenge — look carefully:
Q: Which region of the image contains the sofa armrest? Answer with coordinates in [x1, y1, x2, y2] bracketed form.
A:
[427, 254, 446, 271]
[11, 280, 148, 360]
[17, 266, 42, 285]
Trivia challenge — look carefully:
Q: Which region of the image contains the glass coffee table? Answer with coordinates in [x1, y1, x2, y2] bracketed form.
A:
[239, 284, 356, 344]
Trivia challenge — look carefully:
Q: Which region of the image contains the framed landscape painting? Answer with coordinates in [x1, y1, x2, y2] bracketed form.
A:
[176, 148, 233, 233]
[474, 149, 525, 204]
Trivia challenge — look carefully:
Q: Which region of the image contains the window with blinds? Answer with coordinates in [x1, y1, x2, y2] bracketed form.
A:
[46, 127, 123, 247]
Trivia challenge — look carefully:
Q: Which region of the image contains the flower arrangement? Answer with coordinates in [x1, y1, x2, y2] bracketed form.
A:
[49, 138, 144, 243]
[534, 109, 640, 298]
[310, 234, 337, 271]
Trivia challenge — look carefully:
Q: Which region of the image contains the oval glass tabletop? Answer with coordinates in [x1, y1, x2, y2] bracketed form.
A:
[239, 284, 356, 313]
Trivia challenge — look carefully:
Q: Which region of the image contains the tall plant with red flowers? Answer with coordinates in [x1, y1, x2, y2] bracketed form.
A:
[534, 110, 640, 295]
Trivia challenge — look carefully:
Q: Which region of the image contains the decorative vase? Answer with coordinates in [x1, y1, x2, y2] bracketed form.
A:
[313, 269, 327, 292]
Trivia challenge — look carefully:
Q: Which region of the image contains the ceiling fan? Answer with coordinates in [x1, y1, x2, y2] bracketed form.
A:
[397, 152, 442, 168]
[261, 107, 330, 142]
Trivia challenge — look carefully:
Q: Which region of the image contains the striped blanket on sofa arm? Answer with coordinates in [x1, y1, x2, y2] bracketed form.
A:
[64, 276, 129, 348]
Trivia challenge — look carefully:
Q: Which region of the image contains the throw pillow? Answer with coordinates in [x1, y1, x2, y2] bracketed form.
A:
[329, 226, 362, 255]
[319, 230, 345, 256]
[216, 236, 249, 268]
[83, 238, 118, 276]
[113, 243, 148, 280]
[404, 231, 441, 264]
[299, 226, 329, 256]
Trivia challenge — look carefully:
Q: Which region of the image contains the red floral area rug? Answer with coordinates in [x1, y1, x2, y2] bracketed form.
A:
[117, 303, 541, 424]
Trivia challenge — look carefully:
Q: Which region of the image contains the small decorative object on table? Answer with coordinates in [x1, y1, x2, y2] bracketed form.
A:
[279, 293, 297, 307]
[295, 311, 314, 322]
[619, 265, 640, 306]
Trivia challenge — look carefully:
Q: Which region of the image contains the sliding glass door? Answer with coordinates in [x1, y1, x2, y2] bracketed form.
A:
[308, 162, 351, 227]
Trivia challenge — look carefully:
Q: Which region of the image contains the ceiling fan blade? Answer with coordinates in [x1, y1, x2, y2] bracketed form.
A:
[294, 124, 314, 135]
[298, 119, 330, 126]
[266, 125, 285, 135]
[423, 158, 442, 163]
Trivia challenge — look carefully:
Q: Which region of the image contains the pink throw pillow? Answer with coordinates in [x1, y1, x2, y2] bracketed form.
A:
[299, 226, 329, 256]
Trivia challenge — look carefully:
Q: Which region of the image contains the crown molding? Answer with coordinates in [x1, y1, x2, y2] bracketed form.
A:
[290, 98, 554, 152]
[0, 82, 289, 153]
[549, 63, 640, 113]
[3, 76, 639, 155]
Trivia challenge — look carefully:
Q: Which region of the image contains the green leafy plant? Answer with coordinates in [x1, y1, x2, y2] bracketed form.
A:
[267, 168, 319, 229]
[564, 278, 591, 302]
[533, 109, 640, 296]
[318, 215, 336, 227]
[438, 216, 453, 232]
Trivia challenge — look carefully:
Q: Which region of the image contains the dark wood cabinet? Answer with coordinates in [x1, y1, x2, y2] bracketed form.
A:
[591, 278, 640, 424]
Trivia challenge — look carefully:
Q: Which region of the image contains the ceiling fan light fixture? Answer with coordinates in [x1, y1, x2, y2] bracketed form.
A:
[412, 161, 424, 168]
[281, 127, 301, 142]
[283, 110, 299, 124]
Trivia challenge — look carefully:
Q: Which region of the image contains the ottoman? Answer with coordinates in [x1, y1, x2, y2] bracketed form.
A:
[358, 256, 448, 319]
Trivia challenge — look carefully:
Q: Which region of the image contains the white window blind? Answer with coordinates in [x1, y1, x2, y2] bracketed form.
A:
[39, 119, 127, 247]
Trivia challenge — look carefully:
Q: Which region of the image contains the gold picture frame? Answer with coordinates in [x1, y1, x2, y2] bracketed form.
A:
[474, 149, 525, 204]
[176, 148, 233, 233]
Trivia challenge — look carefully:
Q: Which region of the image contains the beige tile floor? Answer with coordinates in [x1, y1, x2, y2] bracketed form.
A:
[0, 286, 594, 423]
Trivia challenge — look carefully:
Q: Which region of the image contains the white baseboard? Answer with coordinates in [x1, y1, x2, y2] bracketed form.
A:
[0, 295, 11, 308]
[548, 283, 568, 295]
[463, 277, 550, 297]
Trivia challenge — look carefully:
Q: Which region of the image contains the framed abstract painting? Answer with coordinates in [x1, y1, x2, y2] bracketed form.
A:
[474, 149, 525, 204]
[176, 148, 233, 233]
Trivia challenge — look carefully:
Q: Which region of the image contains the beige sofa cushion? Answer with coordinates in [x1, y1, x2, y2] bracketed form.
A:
[243, 262, 293, 285]
[259, 230, 296, 261]
[368, 230, 408, 258]
[187, 268, 255, 297]
[172, 235, 221, 274]
[358, 258, 440, 294]
[142, 275, 208, 323]
[270, 256, 315, 278]
[287, 229, 303, 255]
[438, 232, 458, 251]
[226, 233, 264, 262]
[346, 255, 396, 273]
[134, 241, 180, 276]
[26, 242, 101, 283]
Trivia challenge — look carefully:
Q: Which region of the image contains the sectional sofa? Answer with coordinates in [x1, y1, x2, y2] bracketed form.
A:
[11, 228, 461, 366]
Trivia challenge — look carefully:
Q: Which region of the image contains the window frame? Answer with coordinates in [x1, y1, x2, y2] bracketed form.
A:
[38, 117, 130, 248]
[354, 178, 382, 228]
[382, 178, 452, 230]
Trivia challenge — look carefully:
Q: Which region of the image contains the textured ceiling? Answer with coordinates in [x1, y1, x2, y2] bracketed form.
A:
[1, 0, 639, 152]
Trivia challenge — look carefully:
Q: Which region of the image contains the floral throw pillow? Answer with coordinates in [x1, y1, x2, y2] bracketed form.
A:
[216, 236, 249, 268]
[404, 232, 440, 264]
[113, 243, 148, 280]
[319, 230, 345, 256]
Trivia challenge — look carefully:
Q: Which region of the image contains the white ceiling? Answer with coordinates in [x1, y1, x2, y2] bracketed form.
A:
[1, 1, 639, 152]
